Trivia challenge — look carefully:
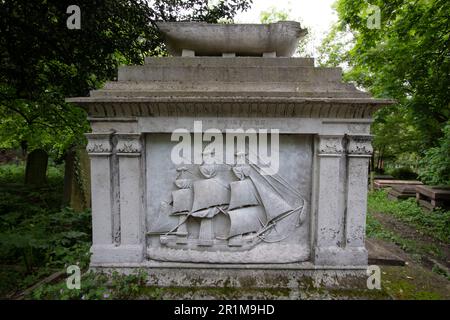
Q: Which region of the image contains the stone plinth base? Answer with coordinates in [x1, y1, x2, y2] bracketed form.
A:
[90, 262, 369, 290]
[90, 244, 145, 264]
[313, 246, 368, 266]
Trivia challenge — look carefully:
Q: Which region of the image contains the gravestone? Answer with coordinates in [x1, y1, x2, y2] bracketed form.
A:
[24, 149, 48, 186]
[67, 21, 394, 288]
[374, 179, 423, 190]
[388, 185, 417, 200]
[63, 146, 91, 211]
[416, 185, 450, 211]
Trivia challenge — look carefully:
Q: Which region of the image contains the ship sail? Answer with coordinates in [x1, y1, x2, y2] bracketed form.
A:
[191, 178, 230, 213]
[228, 206, 266, 238]
[171, 188, 193, 215]
[250, 176, 293, 222]
[228, 180, 259, 210]
[148, 201, 179, 234]
[227, 179, 266, 238]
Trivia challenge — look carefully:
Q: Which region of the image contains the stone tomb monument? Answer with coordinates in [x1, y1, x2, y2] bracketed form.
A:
[67, 22, 392, 288]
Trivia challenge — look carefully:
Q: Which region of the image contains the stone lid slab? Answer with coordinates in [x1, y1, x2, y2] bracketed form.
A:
[157, 21, 307, 57]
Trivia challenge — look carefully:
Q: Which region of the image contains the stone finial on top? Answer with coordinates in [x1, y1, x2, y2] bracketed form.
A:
[156, 21, 307, 57]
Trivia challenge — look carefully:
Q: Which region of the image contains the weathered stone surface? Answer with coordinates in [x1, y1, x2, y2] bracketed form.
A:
[92, 263, 369, 290]
[156, 21, 307, 57]
[63, 146, 91, 212]
[24, 149, 48, 186]
[366, 239, 405, 266]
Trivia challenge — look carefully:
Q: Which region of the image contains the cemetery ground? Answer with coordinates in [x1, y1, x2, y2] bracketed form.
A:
[0, 163, 449, 300]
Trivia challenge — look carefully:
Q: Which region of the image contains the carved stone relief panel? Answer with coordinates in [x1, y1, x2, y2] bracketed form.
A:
[145, 133, 313, 263]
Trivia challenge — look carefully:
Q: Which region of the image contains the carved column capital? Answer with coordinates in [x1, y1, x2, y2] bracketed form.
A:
[347, 135, 373, 157]
[318, 135, 344, 156]
[85, 133, 113, 156]
[115, 133, 142, 156]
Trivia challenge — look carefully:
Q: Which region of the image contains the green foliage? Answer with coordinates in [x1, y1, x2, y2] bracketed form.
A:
[30, 270, 151, 300]
[260, 6, 289, 23]
[370, 104, 422, 168]
[0, 163, 63, 185]
[0, 206, 92, 296]
[259, 6, 312, 57]
[0, 164, 91, 297]
[319, 0, 450, 179]
[0, 206, 92, 271]
[388, 167, 418, 180]
[431, 264, 450, 281]
[0, 164, 25, 184]
[418, 121, 450, 185]
[0, 165, 91, 293]
[366, 210, 444, 260]
[383, 277, 443, 300]
[367, 190, 450, 243]
[0, 163, 63, 208]
[317, 23, 352, 67]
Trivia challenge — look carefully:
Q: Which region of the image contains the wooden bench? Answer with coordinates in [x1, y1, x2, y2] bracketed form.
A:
[415, 185, 450, 211]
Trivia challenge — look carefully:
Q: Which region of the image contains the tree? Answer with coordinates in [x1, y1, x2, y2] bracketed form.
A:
[260, 6, 289, 24]
[0, 0, 252, 170]
[318, 0, 450, 182]
[259, 6, 313, 57]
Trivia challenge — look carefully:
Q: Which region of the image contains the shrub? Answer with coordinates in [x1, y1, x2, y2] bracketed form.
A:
[0, 207, 92, 271]
[389, 167, 418, 180]
[418, 121, 450, 185]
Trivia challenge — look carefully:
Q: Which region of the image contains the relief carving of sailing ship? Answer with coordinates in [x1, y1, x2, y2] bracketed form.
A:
[148, 150, 306, 251]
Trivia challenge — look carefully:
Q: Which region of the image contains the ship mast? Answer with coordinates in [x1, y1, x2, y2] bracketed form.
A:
[191, 149, 229, 246]
[170, 166, 192, 244]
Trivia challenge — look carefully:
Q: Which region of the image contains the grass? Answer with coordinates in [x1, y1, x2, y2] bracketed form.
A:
[0, 162, 63, 185]
[368, 190, 450, 243]
[366, 190, 448, 261]
[367, 190, 450, 284]
[366, 210, 444, 261]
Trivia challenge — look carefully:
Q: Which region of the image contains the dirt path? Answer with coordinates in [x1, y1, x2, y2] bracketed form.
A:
[370, 211, 450, 299]
[372, 212, 450, 270]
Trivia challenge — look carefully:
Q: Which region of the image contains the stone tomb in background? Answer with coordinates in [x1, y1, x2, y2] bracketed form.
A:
[67, 21, 393, 288]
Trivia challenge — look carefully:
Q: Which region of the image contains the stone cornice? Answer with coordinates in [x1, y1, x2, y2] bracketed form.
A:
[67, 96, 393, 105]
[67, 97, 391, 119]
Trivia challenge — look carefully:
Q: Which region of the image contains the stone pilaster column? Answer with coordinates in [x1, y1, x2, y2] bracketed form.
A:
[344, 135, 373, 264]
[115, 133, 145, 262]
[85, 133, 114, 264]
[313, 135, 345, 265]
